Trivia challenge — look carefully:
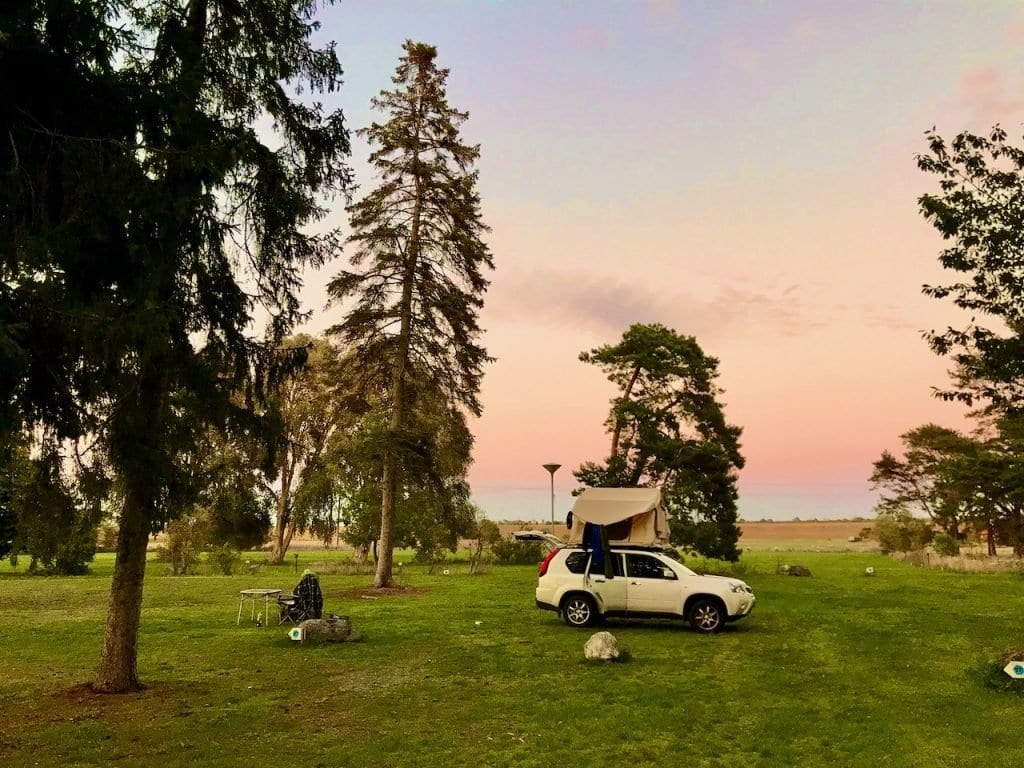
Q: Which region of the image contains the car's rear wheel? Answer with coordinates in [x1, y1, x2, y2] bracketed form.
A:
[562, 594, 597, 627]
[688, 598, 724, 634]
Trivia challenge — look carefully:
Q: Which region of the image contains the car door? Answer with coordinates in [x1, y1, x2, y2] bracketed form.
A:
[587, 552, 627, 613]
[624, 553, 682, 615]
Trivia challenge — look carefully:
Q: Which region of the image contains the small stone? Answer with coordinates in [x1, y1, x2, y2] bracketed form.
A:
[584, 631, 619, 661]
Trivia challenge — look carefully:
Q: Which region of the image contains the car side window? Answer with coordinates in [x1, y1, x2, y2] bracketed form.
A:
[566, 551, 625, 576]
[605, 553, 624, 577]
[565, 551, 589, 574]
[626, 553, 677, 580]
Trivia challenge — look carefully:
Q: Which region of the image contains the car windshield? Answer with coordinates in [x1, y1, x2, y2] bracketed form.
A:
[655, 550, 696, 576]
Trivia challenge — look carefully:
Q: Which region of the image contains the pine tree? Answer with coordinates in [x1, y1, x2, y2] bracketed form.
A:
[329, 41, 492, 588]
[576, 324, 745, 561]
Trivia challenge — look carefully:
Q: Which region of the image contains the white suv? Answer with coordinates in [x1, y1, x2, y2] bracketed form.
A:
[519, 537, 755, 633]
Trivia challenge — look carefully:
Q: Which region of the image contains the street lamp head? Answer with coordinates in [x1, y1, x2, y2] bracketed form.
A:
[542, 463, 561, 475]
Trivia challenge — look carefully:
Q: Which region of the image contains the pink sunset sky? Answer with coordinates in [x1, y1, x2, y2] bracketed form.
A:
[295, 1, 1024, 520]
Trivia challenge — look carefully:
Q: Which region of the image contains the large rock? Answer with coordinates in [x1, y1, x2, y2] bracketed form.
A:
[584, 631, 619, 661]
[298, 616, 357, 643]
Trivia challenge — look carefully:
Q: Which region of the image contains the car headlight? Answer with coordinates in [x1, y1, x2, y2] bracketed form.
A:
[730, 583, 748, 593]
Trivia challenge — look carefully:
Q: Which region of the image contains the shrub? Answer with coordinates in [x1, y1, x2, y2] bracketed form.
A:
[491, 538, 543, 565]
[686, 555, 758, 579]
[467, 518, 502, 574]
[975, 648, 1024, 694]
[207, 544, 241, 575]
[875, 511, 934, 553]
[156, 515, 211, 575]
[932, 532, 960, 557]
[97, 522, 119, 552]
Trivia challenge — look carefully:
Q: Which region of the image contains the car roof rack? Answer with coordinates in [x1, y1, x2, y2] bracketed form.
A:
[565, 543, 677, 553]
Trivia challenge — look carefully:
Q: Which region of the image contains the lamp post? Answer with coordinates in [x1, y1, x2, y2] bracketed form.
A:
[542, 463, 561, 528]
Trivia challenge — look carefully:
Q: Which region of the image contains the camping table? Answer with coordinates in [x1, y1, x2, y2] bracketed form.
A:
[237, 588, 281, 627]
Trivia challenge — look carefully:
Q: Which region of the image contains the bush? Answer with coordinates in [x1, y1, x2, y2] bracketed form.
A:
[975, 648, 1024, 694]
[875, 511, 934, 553]
[207, 544, 241, 575]
[156, 515, 211, 575]
[686, 555, 759, 579]
[491, 538, 543, 565]
[932, 532, 961, 557]
[97, 522, 119, 552]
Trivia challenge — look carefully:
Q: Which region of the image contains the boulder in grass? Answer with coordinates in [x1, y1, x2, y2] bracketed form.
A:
[786, 565, 812, 577]
[584, 631, 619, 661]
[298, 615, 358, 643]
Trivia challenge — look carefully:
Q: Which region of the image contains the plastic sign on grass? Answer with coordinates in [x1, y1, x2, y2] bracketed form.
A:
[289, 627, 305, 642]
[1004, 661, 1024, 679]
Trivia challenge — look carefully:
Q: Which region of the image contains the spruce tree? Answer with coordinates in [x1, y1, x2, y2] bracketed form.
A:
[2, 1, 350, 691]
[329, 41, 492, 588]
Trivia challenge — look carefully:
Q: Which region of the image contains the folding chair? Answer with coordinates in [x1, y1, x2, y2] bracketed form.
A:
[278, 571, 324, 624]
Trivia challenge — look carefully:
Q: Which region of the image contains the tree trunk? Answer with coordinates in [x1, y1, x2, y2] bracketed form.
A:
[93, 489, 150, 693]
[609, 363, 641, 460]
[987, 520, 997, 556]
[268, 456, 295, 564]
[1010, 507, 1024, 558]
[374, 65, 427, 589]
[374, 456, 398, 587]
[269, 506, 289, 564]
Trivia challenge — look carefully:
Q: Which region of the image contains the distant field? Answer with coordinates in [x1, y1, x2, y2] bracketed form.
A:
[493, 519, 876, 552]
[738, 520, 875, 551]
[3, 549, 1024, 767]
[282, 520, 878, 553]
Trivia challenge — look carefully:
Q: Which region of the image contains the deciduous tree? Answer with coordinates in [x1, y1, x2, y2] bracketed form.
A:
[258, 336, 362, 563]
[917, 126, 1024, 409]
[337, 375, 478, 564]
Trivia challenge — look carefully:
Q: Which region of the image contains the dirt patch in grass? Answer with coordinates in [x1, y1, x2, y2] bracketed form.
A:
[53, 679, 212, 710]
[332, 585, 428, 600]
[0, 679, 212, 740]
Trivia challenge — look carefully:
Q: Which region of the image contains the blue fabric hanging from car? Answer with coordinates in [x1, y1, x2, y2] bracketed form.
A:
[583, 523, 615, 579]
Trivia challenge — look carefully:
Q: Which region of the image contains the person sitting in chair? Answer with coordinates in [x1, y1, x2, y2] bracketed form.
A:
[278, 569, 323, 624]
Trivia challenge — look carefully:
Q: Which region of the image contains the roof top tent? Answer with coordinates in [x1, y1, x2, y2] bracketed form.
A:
[566, 487, 670, 548]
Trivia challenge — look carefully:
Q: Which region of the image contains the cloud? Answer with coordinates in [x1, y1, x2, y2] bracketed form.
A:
[485, 268, 919, 341]
[719, 38, 763, 76]
[958, 64, 1024, 120]
[1005, 18, 1024, 44]
[643, 0, 685, 29]
[486, 268, 822, 340]
[568, 24, 609, 53]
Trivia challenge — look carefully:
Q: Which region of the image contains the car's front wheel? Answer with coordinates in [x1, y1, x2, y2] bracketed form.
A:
[562, 594, 597, 627]
[688, 598, 724, 634]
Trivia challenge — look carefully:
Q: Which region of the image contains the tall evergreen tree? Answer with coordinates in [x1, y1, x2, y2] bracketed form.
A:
[576, 324, 745, 561]
[329, 41, 492, 588]
[2, 1, 350, 691]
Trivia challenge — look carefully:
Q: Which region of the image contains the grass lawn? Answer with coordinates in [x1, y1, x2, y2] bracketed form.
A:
[2, 550, 1023, 767]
